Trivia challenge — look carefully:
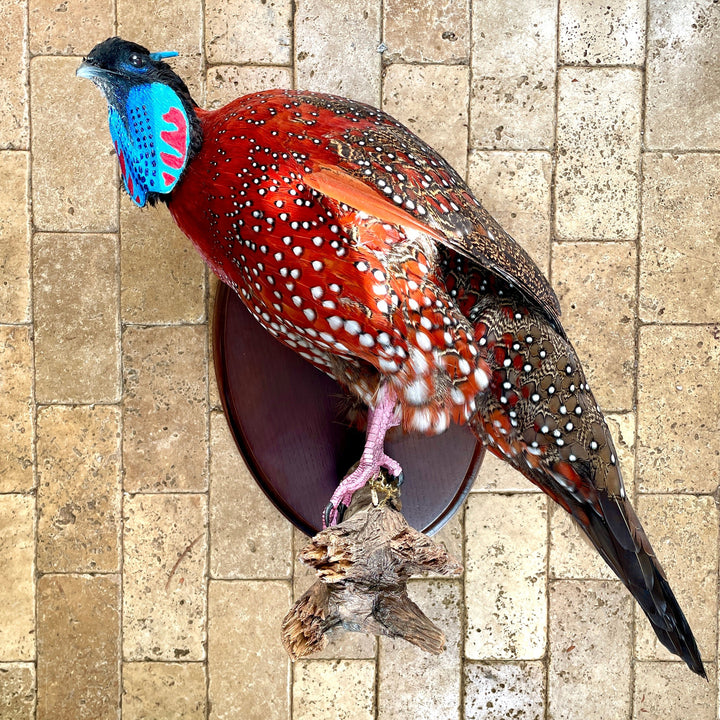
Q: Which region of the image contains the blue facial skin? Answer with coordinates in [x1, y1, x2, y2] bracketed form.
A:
[108, 81, 190, 206]
[77, 43, 190, 207]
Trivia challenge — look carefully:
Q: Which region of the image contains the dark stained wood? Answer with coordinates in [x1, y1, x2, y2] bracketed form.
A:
[212, 283, 484, 536]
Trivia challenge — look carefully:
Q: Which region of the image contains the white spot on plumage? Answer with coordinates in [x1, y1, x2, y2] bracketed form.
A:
[416, 332, 432, 352]
[405, 378, 429, 404]
[410, 408, 433, 433]
[409, 347, 429, 374]
[379, 357, 399, 373]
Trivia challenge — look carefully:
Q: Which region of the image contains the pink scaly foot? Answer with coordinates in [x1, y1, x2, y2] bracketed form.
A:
[323, 385, 402, 527]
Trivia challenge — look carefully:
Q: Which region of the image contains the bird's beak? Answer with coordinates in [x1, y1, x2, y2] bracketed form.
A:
[76, 59, 105, 81]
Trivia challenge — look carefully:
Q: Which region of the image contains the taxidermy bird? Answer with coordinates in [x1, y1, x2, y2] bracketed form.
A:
[78, 37, 705, 676]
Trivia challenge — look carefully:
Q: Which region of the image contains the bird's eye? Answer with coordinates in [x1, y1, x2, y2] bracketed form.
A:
[129, 53, 145, 68]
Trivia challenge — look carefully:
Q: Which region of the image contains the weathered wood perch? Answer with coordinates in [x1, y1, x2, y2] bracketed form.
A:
[281, 477, 463, 660]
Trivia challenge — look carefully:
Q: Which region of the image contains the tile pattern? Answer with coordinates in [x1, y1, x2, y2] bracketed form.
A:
[2, 2, 719, 718]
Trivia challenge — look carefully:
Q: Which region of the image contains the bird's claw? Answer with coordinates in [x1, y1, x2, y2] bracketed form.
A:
[323, 500, 347, 528]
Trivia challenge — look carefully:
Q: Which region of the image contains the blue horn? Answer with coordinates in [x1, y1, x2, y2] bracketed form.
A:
[149, 50, 179, 61]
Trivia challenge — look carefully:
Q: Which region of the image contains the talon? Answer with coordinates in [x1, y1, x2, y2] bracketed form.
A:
[336, 502, 347, 523]
[323, 502, 334, 529]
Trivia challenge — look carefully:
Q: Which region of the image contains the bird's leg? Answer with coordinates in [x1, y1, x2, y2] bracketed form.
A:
[323, 385, 402, 527]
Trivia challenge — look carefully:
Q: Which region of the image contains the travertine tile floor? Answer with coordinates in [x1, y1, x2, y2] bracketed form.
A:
[0, 1, 718, 718]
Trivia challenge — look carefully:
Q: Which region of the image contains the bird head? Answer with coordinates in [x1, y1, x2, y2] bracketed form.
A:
[77, 37, 201, 207]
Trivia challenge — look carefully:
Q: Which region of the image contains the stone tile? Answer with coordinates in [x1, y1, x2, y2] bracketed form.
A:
[0, 326, 33, 493]
[559, 0, 646, 66]
[33, 232, 120, 404]
[0, 0, 28, 149]
[634, 494, 717, 662]
[382, 64, 470, 176]
[37, 574, 120, 720]
[470, 450, 541, 493]
[383, 0, 470, 63]
[123, 494, 207, 661]
[208, 580, 290, 720]
[0, 495, 34, 660]
[123, 326, 207, 493]
[633, 661, 717, 720]
[378, 580, 462, 720]
[295, 0, 381, 107]
[210, 411, 292, 579]
[553, 242, 636, 411]
[292, 659, 374, 720]
[0, 152, 30, 323]
[122, 662, 206, 720]
[637, 325, 719, 493]
[464, 661, 545, 720]
[465, 494, 547, 659]
[550, 413, 635, 580]
[0, 664, 35, 720]
[640, 153, 720, 324]
[31, 56, 117, 231]
[206, 0, 292, 66]
[467, 150, 552, 274]
[29, 0, 113, 55]
[120, 197, 206, 324]
[118, 0, 204, 102]
[292, 528, 377, 659]
[646, 0, 720, 149]
[470, 0, 556, 150]
[432, 507, 464, 561]
[36, 405, 121, 573]
[555, 67, 642, 239]
[208, 275, 223, 411]
[206, 65, 294, 110]
[548, 580, 632, 719]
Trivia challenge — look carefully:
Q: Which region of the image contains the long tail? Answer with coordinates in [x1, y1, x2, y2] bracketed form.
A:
[471, 385, 706, 678]
[452, 261, 706, 677]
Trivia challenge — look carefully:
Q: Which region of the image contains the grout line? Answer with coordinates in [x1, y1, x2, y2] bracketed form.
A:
[375, 4, 385, 717]
[460, 8, 474, 717]
[24, 4, 39, 719]
[630, 0, 652, 708]
[114, 7, 126, 719]
[543, 2, 563, 716]
[458, 501, 468, 719]
[290, 0, 297, 92]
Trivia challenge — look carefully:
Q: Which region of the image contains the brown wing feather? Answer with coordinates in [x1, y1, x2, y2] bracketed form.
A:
[294, 91, 563, 333]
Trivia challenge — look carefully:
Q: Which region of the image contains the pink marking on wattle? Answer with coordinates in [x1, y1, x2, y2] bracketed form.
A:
[160, 107, 187, 155]
[161, 151, 184, 170]
[116, 146, 127, 180]
[162, 171, 175, 186]
[127, 174, 134, 196]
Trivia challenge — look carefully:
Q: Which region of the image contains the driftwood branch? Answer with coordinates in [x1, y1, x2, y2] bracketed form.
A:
[281, 481, 462, 660]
